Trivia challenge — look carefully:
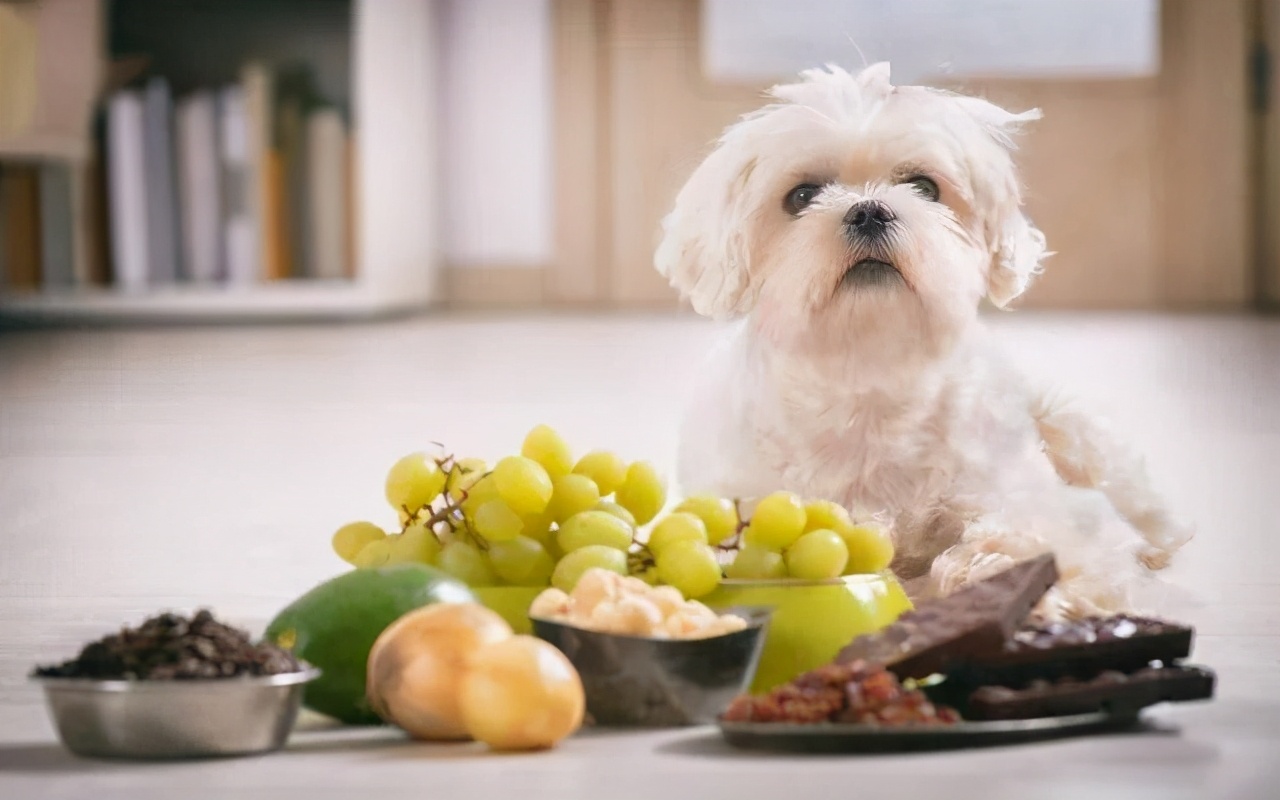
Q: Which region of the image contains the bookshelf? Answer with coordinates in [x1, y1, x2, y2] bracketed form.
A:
[0, 0, 440, 323]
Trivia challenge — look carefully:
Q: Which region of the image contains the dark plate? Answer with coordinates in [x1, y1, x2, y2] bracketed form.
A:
[717, 710, 1143, 753]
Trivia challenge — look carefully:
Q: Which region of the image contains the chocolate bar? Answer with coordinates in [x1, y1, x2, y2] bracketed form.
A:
[965, 665, 1215, 720]
[836, 554, 1059, 679]
[952, 615, 1194, 686]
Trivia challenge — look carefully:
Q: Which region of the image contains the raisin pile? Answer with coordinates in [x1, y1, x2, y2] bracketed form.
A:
[722, 660, 960, 725]
[33, 609, 300, 680]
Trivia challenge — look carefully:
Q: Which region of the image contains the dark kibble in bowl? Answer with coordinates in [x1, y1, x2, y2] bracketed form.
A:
[32, 609, 301, 680]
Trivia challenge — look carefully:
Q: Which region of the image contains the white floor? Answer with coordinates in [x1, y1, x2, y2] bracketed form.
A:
[1, 311, 1277, 799]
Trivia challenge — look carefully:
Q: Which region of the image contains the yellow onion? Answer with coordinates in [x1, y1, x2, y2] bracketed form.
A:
[366, 603, 512, 740]
[459, 635, 585, 751]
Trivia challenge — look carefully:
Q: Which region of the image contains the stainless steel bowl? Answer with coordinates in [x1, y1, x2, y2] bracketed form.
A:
[532, 608, 769, 727]
[35, 668, 321, 760]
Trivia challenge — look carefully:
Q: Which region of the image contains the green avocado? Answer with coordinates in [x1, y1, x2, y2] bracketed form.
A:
[265, 563, 475, 724]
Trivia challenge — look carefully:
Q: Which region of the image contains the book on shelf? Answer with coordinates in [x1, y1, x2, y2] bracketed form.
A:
[276, 70, 308, 279]
[85, 144, 112, 286]
[37, 162, 75, 289]
[0, 163, 42, 290]
[217, 84, 256, 286]
[241, 61, 276, 283]
[105, 89, 150, 291]
[308, 107, 349, 281]
[175, 90, 223, 283]
[142, 76, 182, 284]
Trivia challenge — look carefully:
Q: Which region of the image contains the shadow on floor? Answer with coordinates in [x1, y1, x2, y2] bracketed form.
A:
[0, 742, 197, 773]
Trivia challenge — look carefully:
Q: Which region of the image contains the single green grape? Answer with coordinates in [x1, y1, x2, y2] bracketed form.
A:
[614, 460, 666, 525]
[785, 528, 849, 580]
[743, 491, 807, 550]
[385, 452, 447, 515]
[492, 456, 553, 515]
[521, 424, 574, 479]
[489, 535, 555, 586]
[386, 523, 442, 565]
[551, 545, 627, 592]
[655, 541, 722, 599]
[646, 512, 708, 554]
[803, 499, 856, 535]
[436, 541, 499, 586]
[332, 521, 387, 564]
[674, 495, 740, 545]
[724, 545, 787, 580]
[594, 500, 637, 528]
[839, 522, 896, 574]
[547, 474, 601, 523]
[473, 500, 524, 543]
[572, 450, 628, 496]
[556, 510, 633, 553]
[352, 537, 394, 569]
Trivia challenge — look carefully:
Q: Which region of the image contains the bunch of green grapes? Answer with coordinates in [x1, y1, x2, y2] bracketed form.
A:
[329, 425, 896, 602]
[330, 425, 669, 591]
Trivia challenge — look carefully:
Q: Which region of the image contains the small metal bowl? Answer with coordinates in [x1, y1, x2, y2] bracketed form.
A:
[35, 668, 321, 760]
[532, 608, 769, 727]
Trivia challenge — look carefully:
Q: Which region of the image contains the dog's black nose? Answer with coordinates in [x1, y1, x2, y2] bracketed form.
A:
[844, 200, 895, 236]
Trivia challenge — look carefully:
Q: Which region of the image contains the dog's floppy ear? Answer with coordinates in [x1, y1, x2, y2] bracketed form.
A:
[989, 211, 1049, 308]
[948, 93, 1050, 308]
[654, 133, 760, 320]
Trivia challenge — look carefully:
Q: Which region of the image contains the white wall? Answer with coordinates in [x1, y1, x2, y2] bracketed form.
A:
[439, 0, 554, 268]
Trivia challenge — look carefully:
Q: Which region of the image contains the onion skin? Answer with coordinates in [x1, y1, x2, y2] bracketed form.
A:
[366, 603, 513, 740]
[459, 635, 585, 751]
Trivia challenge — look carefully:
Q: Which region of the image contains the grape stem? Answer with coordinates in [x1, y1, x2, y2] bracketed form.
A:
[627, 544, 656, 574]
[714, 497, 751, 552]
[419, 502, 460, 530]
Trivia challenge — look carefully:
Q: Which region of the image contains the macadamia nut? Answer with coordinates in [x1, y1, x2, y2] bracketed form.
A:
[530, 568, 747, 639]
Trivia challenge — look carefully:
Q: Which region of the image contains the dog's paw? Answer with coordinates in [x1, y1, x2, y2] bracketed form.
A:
[1130, 508, 1195, 559]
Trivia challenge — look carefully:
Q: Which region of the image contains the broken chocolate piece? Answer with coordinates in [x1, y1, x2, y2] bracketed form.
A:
[952, 615, 1194, 686]
[965, 665, 1215, 720]
[836, 554, 1060, 679]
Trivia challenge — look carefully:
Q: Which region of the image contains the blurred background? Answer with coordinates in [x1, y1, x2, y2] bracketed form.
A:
[0, 0, 1276, 687]
[2, 3, 1279, 788]
[1, 0, 1277, 318]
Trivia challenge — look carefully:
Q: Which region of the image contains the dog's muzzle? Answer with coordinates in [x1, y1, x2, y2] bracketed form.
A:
[841, 200, 902, 289]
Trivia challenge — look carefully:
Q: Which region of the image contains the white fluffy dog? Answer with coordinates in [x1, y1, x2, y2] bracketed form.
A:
[655, 63, 1192, 619]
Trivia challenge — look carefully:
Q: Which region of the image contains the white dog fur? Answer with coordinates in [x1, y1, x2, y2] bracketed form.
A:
[655, 62, 1192, 619]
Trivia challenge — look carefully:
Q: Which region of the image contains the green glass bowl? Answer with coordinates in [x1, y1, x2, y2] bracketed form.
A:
[702, 572, 912, 693]
[472, 586, 544, 634]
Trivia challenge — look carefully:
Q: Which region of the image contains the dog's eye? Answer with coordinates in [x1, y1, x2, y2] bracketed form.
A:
[904, 175, 940, 202]
[784, 183, 822, 215]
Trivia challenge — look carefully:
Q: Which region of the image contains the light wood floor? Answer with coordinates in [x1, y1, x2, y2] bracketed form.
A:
[0, 312, 1277, 799]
